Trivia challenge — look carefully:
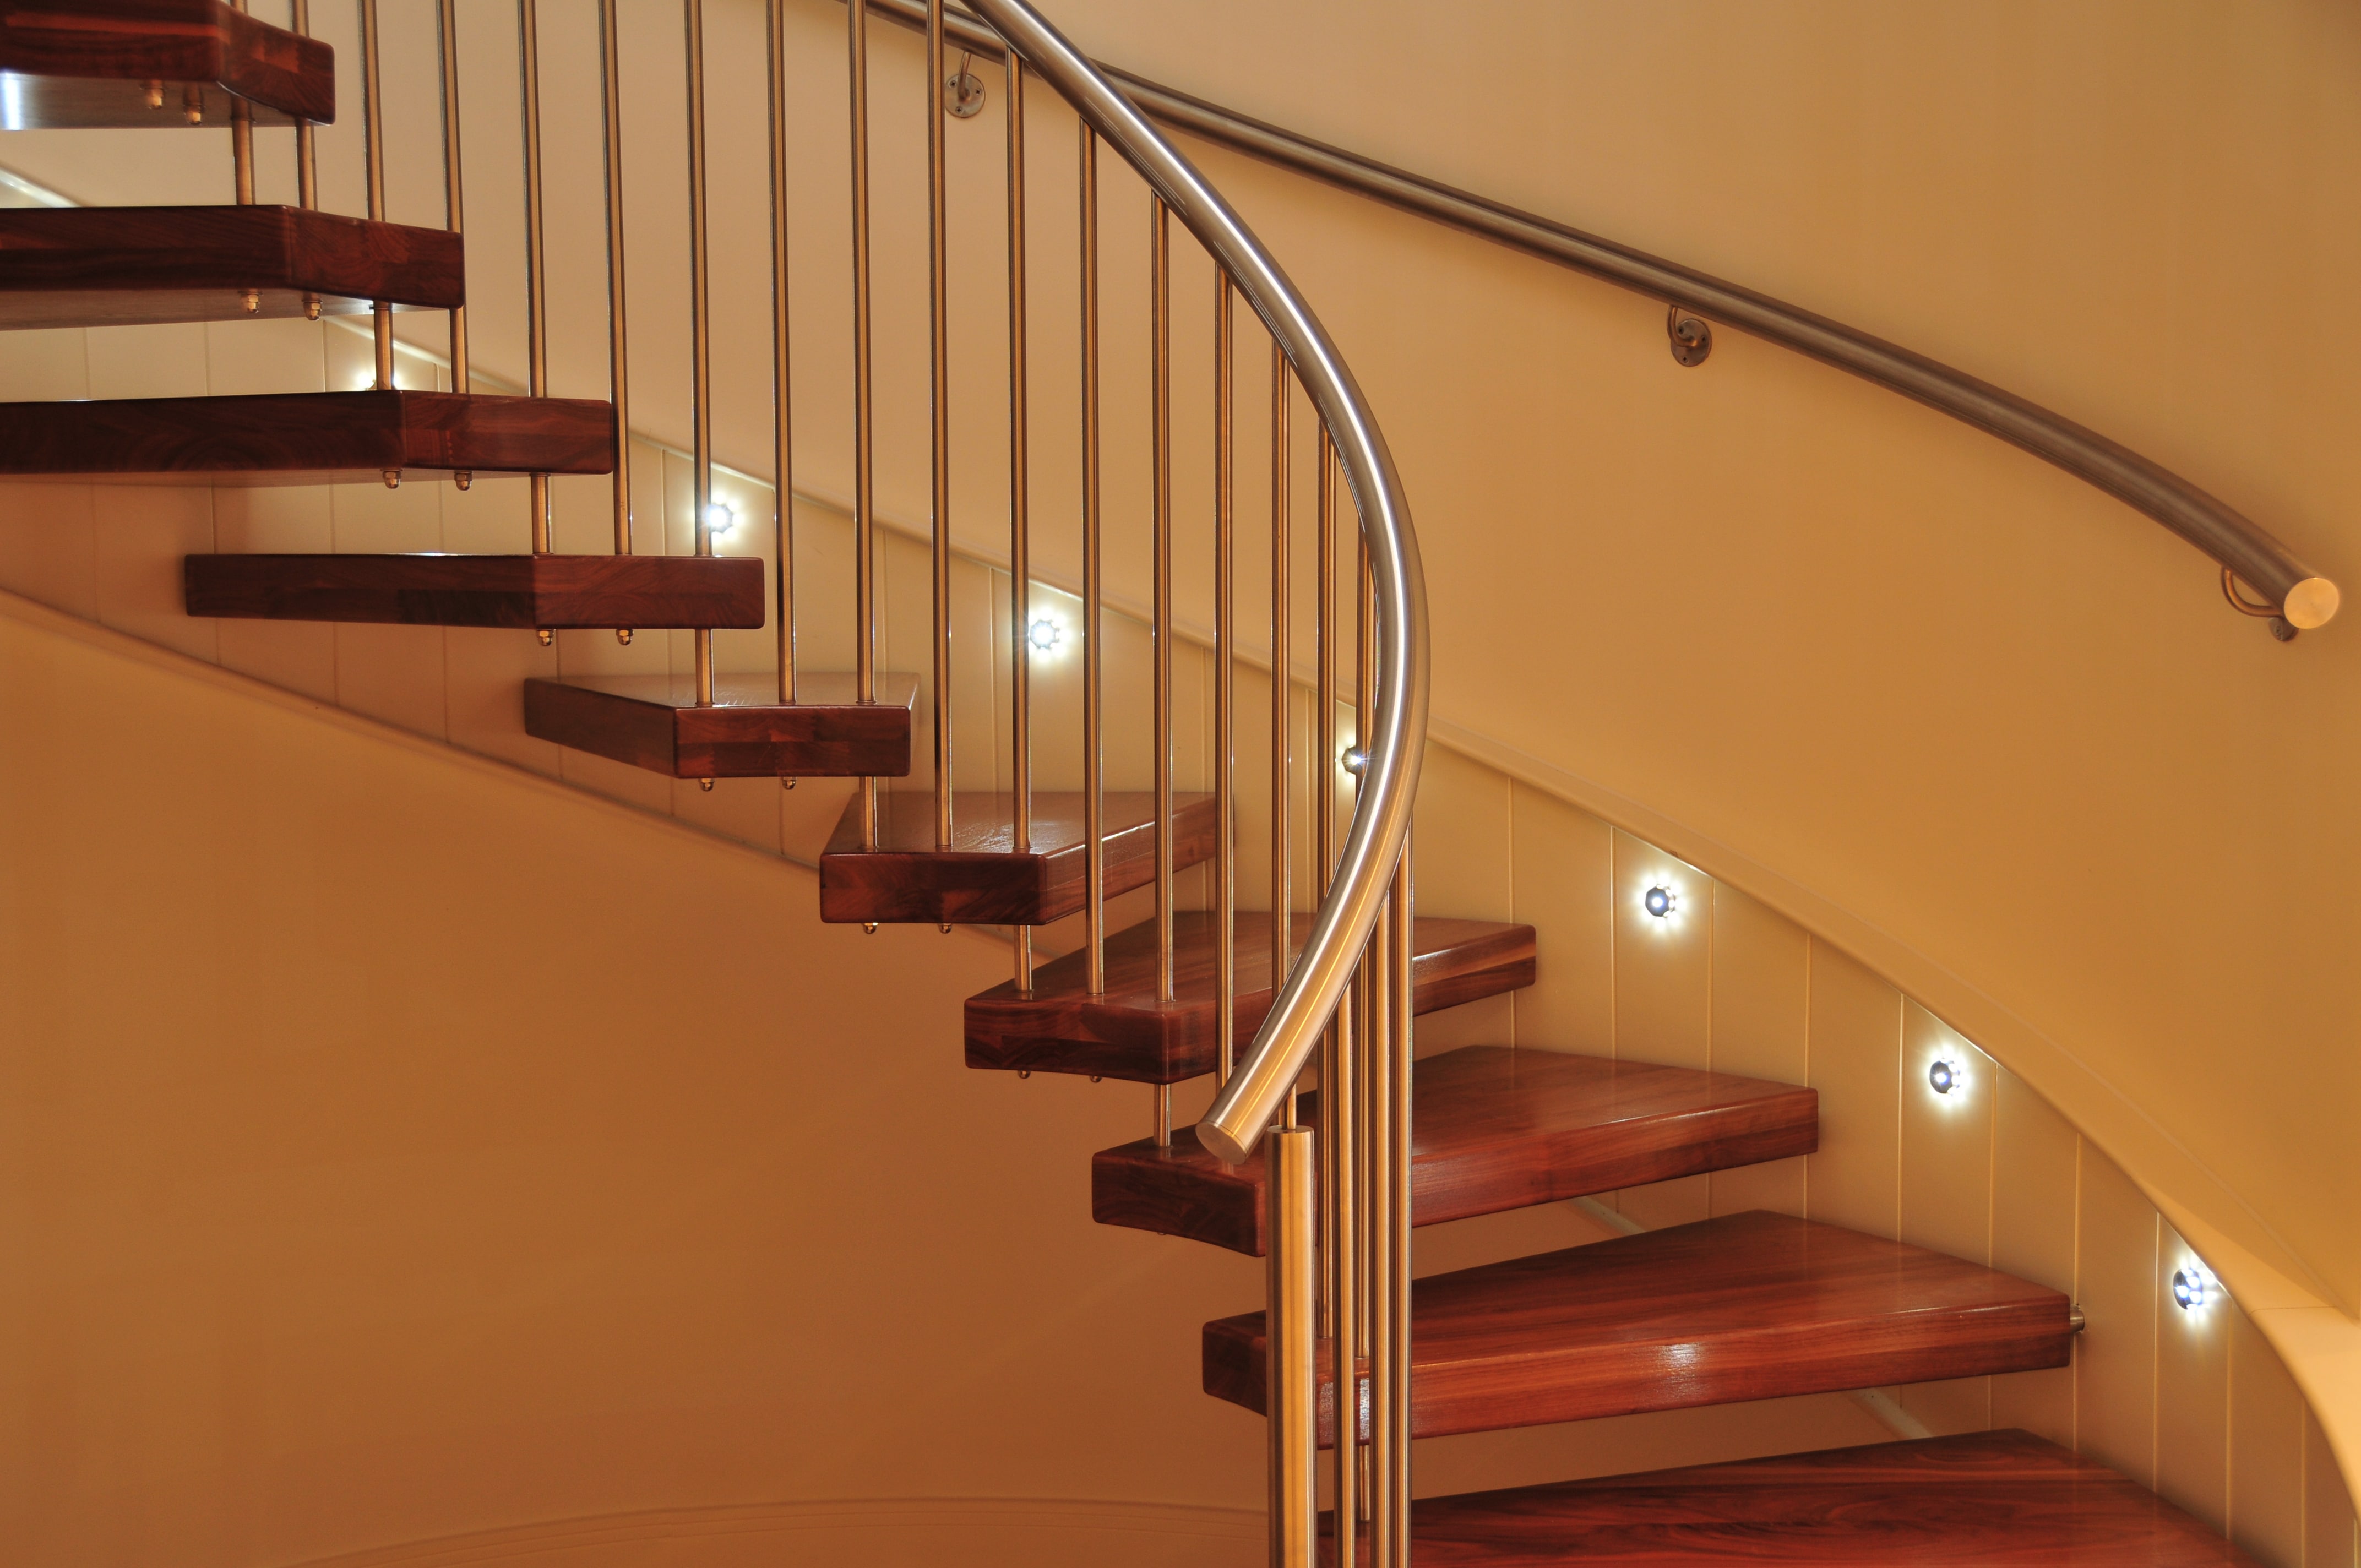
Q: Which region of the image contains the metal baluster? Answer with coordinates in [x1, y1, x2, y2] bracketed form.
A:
[685, 0, 714, 711]
[849, 0, 878, 850]
[437, 0, 468, 457]
[291, 0, 317, 215]
[1385, 845, 1415, 1565]
[1316, 422, 1350, 1564]
[1267, 1124, 1319, 1568]
[598, 0, 635, 575]
[1007, 50, 1032, 989]
[1270, 344, 1291, 1073]
[1151, 193, 1173, 1145]
[518, 0, 550, 549]
[1214, 275, 1236, 1085]
[1353, 532, 1377, 1535]
[766, 0, 793, 713]
[1080, 124, 1103, 994]
[1365, 880, 1396, 1568]
[229, 2, 253, 234]
[358, 0, 393, 411]
[926, 0, 953, 850]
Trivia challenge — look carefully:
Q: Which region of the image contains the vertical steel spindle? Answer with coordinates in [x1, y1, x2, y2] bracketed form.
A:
[1270, 344, 1292, 1022]
[926, 0, 953, 846]
[766, 0, 794, 710]
[849, 0, 878, 848]
[1384, 846, 1415, 1565]
[1151, 194, 1174, 1138]
[359, 0, 391, 398]
[1266, 1124, 1319, 1568]
[518, 0, 550, 548]
[1364, 877, 1396, 1568]
[292, 0, 317, 222]
[599, 0, 634, 568]
[437, 0, 467, 438]
[685, 0, 714, 708]
[1214, 276, 1236, 1086]
[1080, 124, 1104, 994]
[1007, 50, 1032, 989]
[229, 3, 253, 220]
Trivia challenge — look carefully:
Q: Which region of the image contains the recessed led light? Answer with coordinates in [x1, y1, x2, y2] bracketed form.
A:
[1026, 616, 1064, 655]
[1342, 746, 1369, 775]
[1929, 1056, 1965, 1096]
[2172, 1265, 2216, 1311]
[1643, 885, 1675, 919]
[703, 502, 737, 539]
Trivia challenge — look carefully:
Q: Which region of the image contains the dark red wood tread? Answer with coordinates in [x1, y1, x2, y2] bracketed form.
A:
[184, 553, 765, 630]
[1363, 1430, 2256, 1565]
[0, 206, 461, 330]
[1094, 1046, 1817, 1255]
[819, 789, 1218, 926]
[0, 0, 334, 127]
[0, 391, 611, 486]
[523, 672, 917, 779]
[969, 913, 1537, 1086]
[1204, 1209, 2073, 1443]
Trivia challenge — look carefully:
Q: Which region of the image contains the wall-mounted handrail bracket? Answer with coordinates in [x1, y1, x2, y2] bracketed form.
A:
[1668, 304, 1711, 367]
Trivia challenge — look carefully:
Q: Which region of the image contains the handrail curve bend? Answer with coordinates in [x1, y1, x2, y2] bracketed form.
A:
[891, 2, 2337, 639]
[966, 0, 1430, 1163]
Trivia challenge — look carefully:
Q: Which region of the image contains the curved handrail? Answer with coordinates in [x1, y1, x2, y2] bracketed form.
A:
[964, 0, 1429, 1163]
[888, 2, 2339, 639]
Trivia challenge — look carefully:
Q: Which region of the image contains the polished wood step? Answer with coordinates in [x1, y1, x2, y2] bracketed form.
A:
[819, 790, 1218, 926]
[0, 0, 334, 128]
[184, 553, 764, 630]
[0, 391, 611, 484]
[1363, 1429, 2256, 1565]
[523, 672, 917, 780]
[969, 913, 1537, 1085]
[1094, 1046, 1817, 1255]
[1204, 1210, 2073, 1444]
[0, 206, 461, 329]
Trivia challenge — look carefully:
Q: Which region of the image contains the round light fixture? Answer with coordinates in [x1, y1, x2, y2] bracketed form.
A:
[1643, 885, 1675, 919]
[2172, 1266, 2215, 1311]
[1342, 746, 1370, 775]
[1026, 617, 1063, 655]
[703, 502, 737, 539]
[1928, 1057, 1964, 1096]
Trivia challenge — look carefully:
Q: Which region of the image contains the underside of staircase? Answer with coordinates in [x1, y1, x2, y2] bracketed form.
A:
[6, 3, 2270, 1563]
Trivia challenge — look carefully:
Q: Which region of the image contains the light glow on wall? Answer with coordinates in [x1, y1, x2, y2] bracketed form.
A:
[1026, 614, 1067, 659]
[2172, 1262, 2219, 1313]
[1635, 877, 1688, 933]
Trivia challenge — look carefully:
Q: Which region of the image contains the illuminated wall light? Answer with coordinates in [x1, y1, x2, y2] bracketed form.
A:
[1341, 746, 1369, 775]
[2172, 1264, 2218, 1311]
[1928, 1055, 1966, 1096]
[1026, 616, 1065, 657]
[703, 502, 737, 541]
[1642, 885, 1676, 919]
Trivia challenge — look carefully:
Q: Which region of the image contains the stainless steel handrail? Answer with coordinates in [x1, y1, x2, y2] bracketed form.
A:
[877, 0, 2340, 639]
[964, 0, 1429, 1163]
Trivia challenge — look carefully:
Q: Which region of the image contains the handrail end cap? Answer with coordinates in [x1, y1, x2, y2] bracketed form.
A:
[2284, 576, 2340, 631]
[1196, 1119, 1256, 1167]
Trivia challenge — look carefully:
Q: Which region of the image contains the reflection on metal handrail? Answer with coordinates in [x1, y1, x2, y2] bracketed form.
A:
[875, 0, 2338, 640]
[963, 0, 1429, 1167]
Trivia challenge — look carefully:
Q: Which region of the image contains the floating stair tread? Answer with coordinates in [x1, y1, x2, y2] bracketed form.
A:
[1371, 1430, 2257, 1565]
[0, 391, 612, 484]
[1094, 1046, 1818, 1254]
[523, 672, 918, 779]
[1204, 1209, 2074, 1443]
[819, 789, 1218, 926]
[184, 553, 765, 630]
[0, 206, 461, 329]
[971, 913, 1537, 1085]
[0, 0, 334, 127]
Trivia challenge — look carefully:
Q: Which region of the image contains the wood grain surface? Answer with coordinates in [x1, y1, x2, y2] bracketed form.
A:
[186, 553, 765, 629]
[1359, 1430, 2257, 1565]
[0, 206, 461, 328]
[969, 913, 1537, 1085]
[1092, 1046, 1818, 1254]
[0, 391, 612, 483]
[0, 0, 334, 127]
[818, 791, 1217, 925]
[523, 672, 917, 779]
[1204, 1210, 2074, 1442]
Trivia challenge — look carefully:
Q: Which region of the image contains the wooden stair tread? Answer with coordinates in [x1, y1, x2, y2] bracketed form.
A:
[1094, 1046, 1818, 1254]
[184, 554, 764, 630]
[523, 672, 917, 779]
[819, 790, 1218, 926]
[1204, 1209, 2073, 1442]
[0, 391, 612, 484]
[969, 913, 1537, 1085]
[0, 206, 462, 329]
[0, 0, 334, 127]
[1373, 1430, 2257, 1565]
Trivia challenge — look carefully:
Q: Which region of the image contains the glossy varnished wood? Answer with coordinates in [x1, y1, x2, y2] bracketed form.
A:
[1093, 1046, 1818, 1254]
[0, 206, 461, 329]
[969, 913, 1537, 1085]
[0, 0, 334, 127]
[1204, 1210, 2074, 1443]
[0, 391, 612, 484]
[818, 791, 1218, 925]
[1361, 1430, 2257, 1565]
[523, 672, 917, 778]
[184, 554, 765, 629]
